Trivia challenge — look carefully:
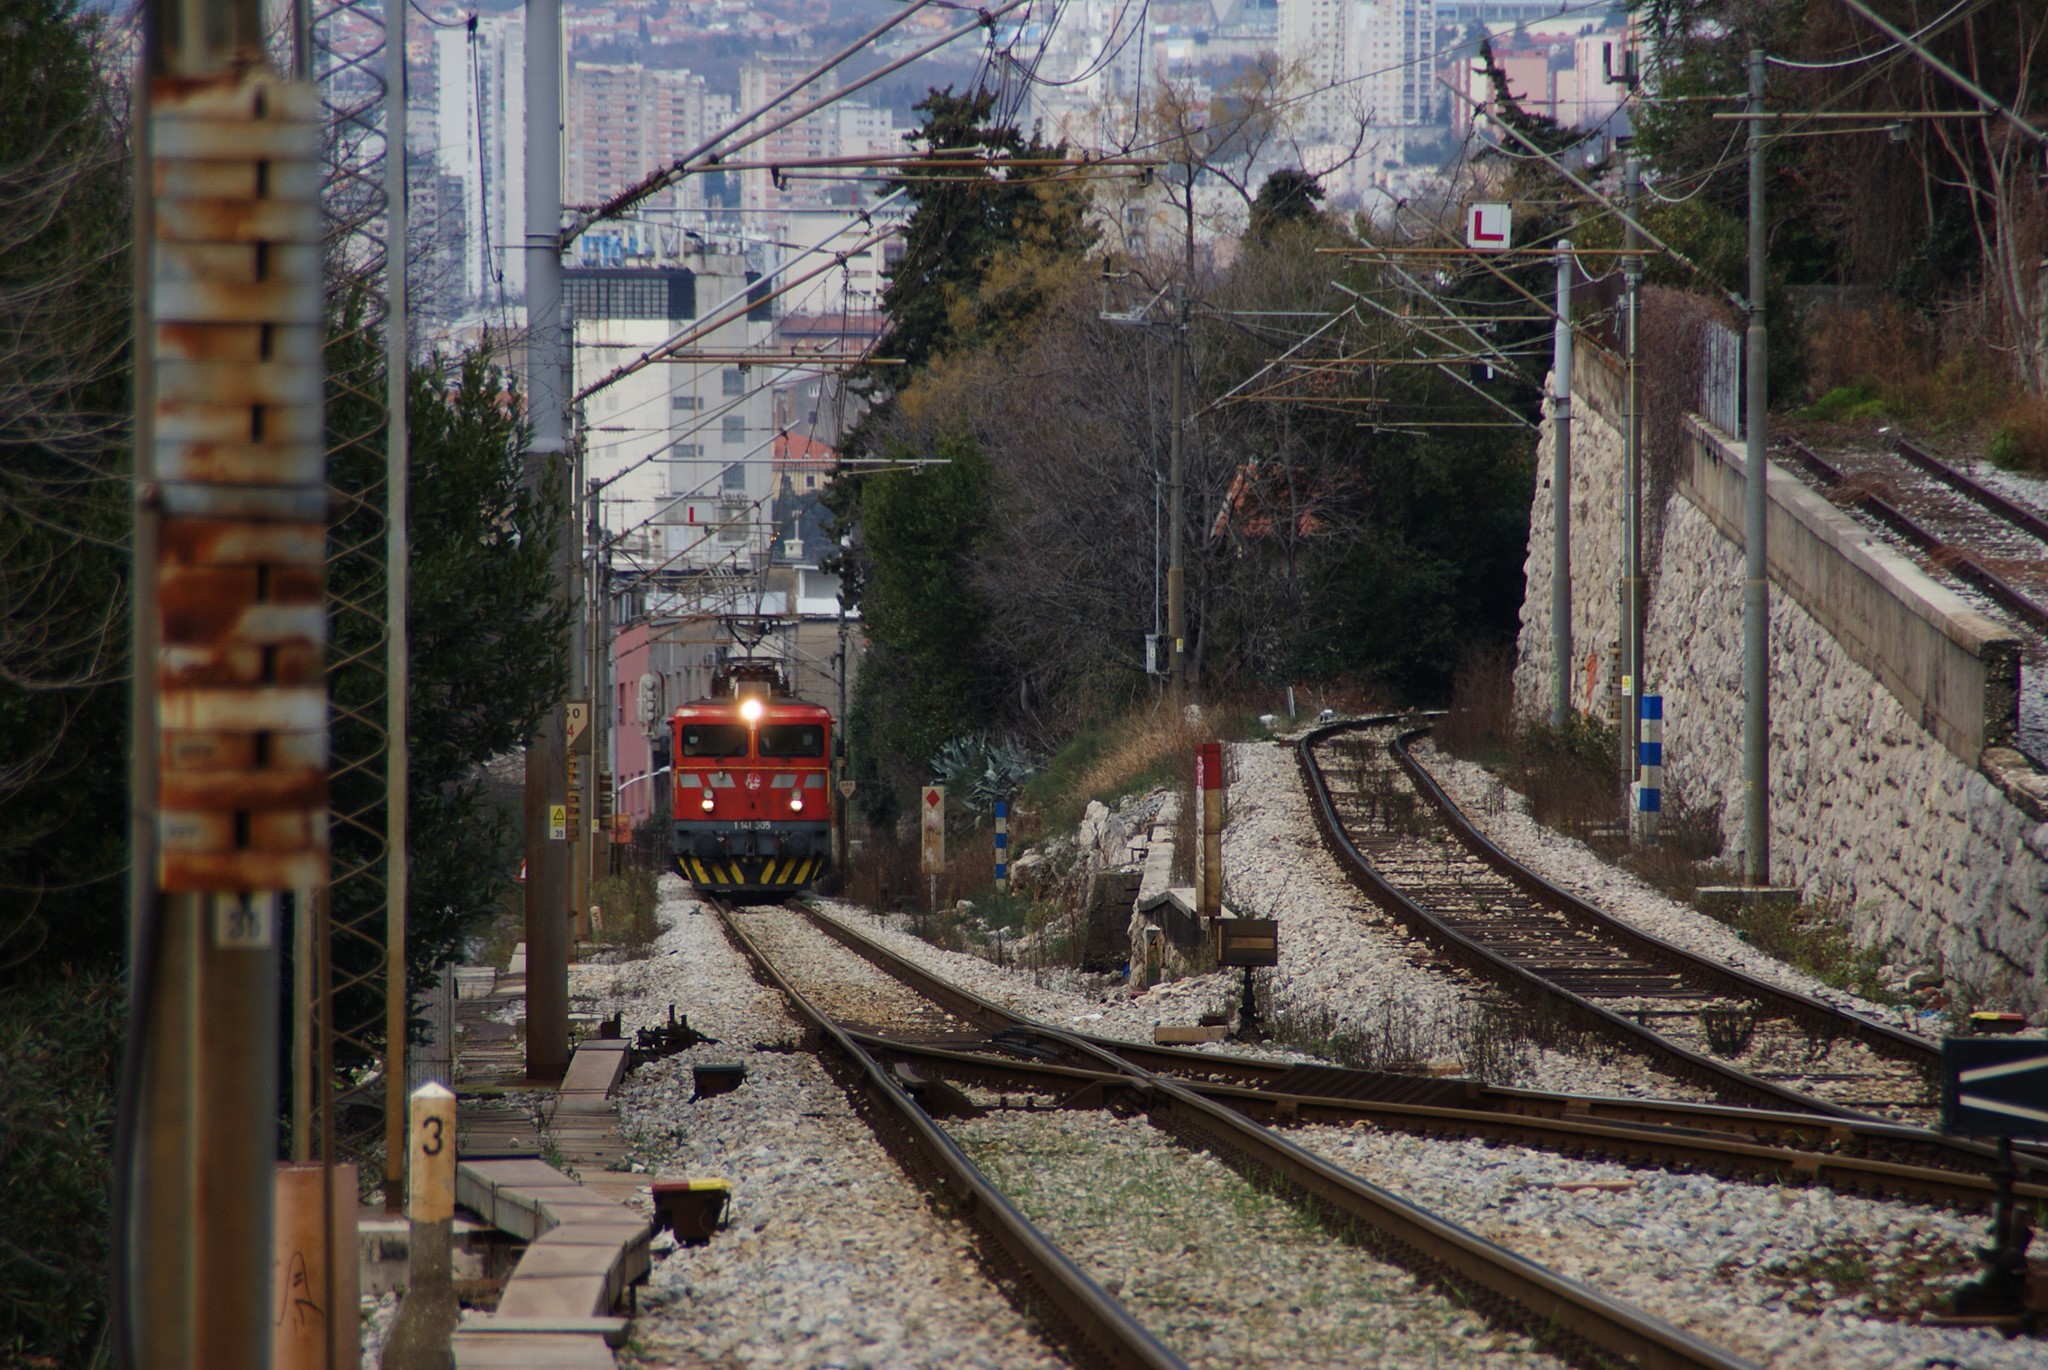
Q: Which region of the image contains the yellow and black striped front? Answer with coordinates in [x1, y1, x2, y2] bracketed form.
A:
[678, 855, 829, 892]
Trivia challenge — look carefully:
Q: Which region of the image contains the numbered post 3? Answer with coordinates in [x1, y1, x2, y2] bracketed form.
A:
[409, 1083, 456, 1222]
[383, 1084, 461, 1370]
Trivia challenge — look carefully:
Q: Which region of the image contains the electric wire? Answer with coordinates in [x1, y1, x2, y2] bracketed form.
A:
[1765, 0, 1988, 69]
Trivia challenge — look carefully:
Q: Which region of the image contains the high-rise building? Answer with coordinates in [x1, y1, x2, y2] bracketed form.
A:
[567, 63, 725, 215]
[1278, 0, 1355, 140]
[569, 250, 779, 571]
[1354, 0, 1435, 127]
[737, 57, 842, 225]
[1013, 0, 1153, 147]
[1278, 0, 1438, 139]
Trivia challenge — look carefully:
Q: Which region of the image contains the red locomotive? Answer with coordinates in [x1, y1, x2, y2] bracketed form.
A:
[670, 660, 833, 897]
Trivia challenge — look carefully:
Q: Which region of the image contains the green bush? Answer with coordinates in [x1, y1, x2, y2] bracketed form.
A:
[1796, 383, 1885, 423]
[1701, 895, 1897, 1003]
[0, 970, 122, 1367]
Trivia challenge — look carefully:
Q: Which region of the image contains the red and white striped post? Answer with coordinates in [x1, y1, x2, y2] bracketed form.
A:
[1195, 742, 1223, 917]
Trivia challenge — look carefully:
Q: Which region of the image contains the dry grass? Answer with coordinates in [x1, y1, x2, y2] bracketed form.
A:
[591, 866, 661, 954]
[1020, 702, 1214, 842]
[1433, 642, 1516, 762]
[1798, 298, 2019, 434]
[1067, 707, 1211, 809]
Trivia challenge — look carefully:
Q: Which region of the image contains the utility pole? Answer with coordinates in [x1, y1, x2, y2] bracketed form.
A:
[522, 0, 570, 1081]
[568, 444, 589, 936]
[1622, 156, 1644, 822]
[835, 596, 849, 881]
[1167, 283, 1188, 693]
[1742, 48, 1772, 886]
[587, 474, 607, 891]
[382, 0, 411, 1210]
[1550, 240, 1574, 728]
[129, 0, 327, 1361]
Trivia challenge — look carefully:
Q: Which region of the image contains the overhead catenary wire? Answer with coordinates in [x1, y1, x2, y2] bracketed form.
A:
[573, 0, 1033, 241]
[1767, 0, 1988, 69]
[575, 220, 902, 405]
[1836, 0, 2046, 145]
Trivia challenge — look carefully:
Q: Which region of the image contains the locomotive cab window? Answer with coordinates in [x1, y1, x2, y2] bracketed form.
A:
[681, 723, 749, 757]
[757, 724, 824, 758]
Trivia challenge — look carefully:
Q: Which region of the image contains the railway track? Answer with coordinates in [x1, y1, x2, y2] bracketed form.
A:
[712, 900, 1183, 1370]
[1300, 717, 2048, 1201]
[715, 899, 1764, 1370]
[1306, 719, 1947, 1124]
[1782, 433, 2048, 759]
[795, 900, 2046, 1209]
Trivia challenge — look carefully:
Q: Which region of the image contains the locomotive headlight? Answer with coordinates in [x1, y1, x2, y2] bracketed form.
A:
[701, 793, 715, 811]
[790, 796, 804, 812]
[740, 697, 764, 723]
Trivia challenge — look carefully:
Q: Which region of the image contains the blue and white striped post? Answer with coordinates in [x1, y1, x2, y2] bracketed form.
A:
[994, 801, 1009, 893]
[1637, 693, 1662, 842]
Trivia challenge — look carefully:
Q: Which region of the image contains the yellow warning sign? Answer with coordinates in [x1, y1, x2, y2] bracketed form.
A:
[548, 804, 567, 841]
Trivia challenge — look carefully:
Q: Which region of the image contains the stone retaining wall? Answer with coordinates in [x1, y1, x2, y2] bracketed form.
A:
[1512, 347, 2048, 1014]
[1681, 417, 2020, 763]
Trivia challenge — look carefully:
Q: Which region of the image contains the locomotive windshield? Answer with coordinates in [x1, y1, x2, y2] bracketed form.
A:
[758, 724, 825, 758]
[681, 723, 749, 757]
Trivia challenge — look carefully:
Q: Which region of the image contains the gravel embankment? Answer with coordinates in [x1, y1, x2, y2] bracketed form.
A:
[1225, 738, 1724, 1099]
[588, 883, 1066, 1370]
[1407, 739, 1929, 1037]
[811, 744, 1723, 1101]
[951, 1108, 1562, 1370]
[807, 896, 1307, 1058]
[730, 905, 977, 1035]
[1292, 1123, 2038, 1370]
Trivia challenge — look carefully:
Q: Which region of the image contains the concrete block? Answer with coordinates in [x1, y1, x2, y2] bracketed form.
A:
[1154, 1025, 1228, 1044]
[451, 1330, 615, 1369]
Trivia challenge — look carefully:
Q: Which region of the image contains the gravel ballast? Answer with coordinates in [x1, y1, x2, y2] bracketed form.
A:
[812, 744, 1723, 1101]
[1225, 738, 1723, 1099]
[572, 737, 2035, 1369]
[593, 883, 1065, 1370]
[951, 1108, 1562, 1370]
[1407, 739, 1932, 1038]
[1293, 1122, 2038, 1370]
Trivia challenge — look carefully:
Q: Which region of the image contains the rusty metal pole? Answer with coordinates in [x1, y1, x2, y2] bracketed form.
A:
[1550, 241, 1574, 728]
[1742, 48, 1772, 885]
[522, 0, 571, 1081]
[381, 0, 412, 1211]
[128, 0, 329, 1365]
[1166, 284, 1187, 693]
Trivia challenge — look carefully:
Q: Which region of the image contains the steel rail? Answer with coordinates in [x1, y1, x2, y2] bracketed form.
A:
[851, 1032, 2048, 1211]
[803, 882, 2021, 1175]
[1301, 721, 1886, 1116]
[1895, 436, 2048, 545]
[710, 900, 1186, 1370]
[1785, 438, 2048, 634]
[1387, 727, 1940, 1068]
[1312, 719, 2048, 1186]
[795, 908, 1759, 1370]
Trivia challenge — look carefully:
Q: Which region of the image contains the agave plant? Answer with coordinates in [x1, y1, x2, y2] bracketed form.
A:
[929, 732, 1038, 816]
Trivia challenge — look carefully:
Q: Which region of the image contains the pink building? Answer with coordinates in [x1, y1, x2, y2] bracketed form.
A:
[611, 620, 664, 831]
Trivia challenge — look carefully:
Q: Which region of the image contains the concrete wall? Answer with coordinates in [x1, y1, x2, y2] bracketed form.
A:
[1681, 418, 2020, 763]
[1512, 348, 2048, 1014]
[1513, 347, 1630, 724]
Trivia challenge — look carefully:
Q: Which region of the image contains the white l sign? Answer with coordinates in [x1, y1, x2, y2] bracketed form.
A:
[1467, 202, 1512, 251]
